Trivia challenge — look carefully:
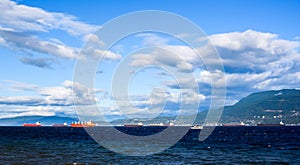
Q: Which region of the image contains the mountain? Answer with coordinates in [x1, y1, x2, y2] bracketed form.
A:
[0, 116, 77, 126]
[196, 89, 300, 124]
[1, 89, 299, 126]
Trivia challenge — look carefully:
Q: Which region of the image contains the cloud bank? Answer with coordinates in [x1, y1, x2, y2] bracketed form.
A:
[128, 30, 300, 108]
[0, 80, 103, 119]
[0, 0, 122, 69]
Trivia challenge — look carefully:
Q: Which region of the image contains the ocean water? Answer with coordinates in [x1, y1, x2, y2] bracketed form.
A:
[0, 126, 300, 164]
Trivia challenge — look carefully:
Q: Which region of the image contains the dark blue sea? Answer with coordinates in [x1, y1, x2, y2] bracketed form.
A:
[0, 126, 300, 164]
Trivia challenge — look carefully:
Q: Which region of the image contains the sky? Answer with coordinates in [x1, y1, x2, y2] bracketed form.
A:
[0, 0, 300, 122]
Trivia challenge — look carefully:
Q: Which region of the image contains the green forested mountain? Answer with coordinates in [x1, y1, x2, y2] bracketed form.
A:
[196, 89, 300, 124]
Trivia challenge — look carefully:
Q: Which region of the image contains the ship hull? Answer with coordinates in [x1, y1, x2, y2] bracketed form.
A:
[124, 124, 143, 127]
[53, 124, 68, 127]
[257, 124, 284, 127]
[23, 124, 41, 127]
[222, 124, 245, 127]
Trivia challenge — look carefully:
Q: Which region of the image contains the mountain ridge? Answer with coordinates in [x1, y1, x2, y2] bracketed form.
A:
[195, 89, 300, 125]
[1, 89, 299, 126]
[0, 116, 77, 126]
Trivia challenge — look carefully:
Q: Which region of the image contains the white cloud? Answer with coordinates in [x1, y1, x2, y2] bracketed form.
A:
[209, 30, 299, 54]
[0, 80, 106, 119]
[92, 49, 122, 61]
[129, 46, 198, 72]
[197, 70, 271, 88]
[0, 105, 75, 119]
[0, 30, 78, 59]
[294, 36, 300, 40]
[81, 34, 123, 61]
[130, 53, 154, 66]
[98, 87, 206, 119]
[79, 44, 122, 61]
[164, 45, 199, 63]
[0, 96, 42, 105]
[0, 109, 55, 119]
[170, 89, 205, 105]
[0, 0, 101, 68]
[0, 0, 98, 36]
[64, 80, 102, 105]
[164, 77, 197, 89]
[83, 30, 300, 114]
[3, 80, 40, 92]
[39, 86, 73, 105]
[0, 80, 103, 107]
[193, 30, 300, 102]
[254, 71, 300, 90]
[1, 29, 300, 119]
[136, 33, 170, 46]
[208, 30, 300, 71]
[84, 34, 105, 47]
[19, 57, 56, 69]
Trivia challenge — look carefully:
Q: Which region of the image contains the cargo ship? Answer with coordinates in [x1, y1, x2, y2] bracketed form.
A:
[191, 125, 203, 130]
[71, 121, 95, 127]
[257, 121, 285, 127]
[148, 123, 165, 127]
[23, 121, 42, 127]
[53, 122, 68, 127]
[222, 122, 245, 127]
[124, 122, 143, 127]
[148, 122, 174, 127]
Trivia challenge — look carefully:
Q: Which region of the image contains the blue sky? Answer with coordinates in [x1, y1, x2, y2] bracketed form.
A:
[0, 0, 299, 122]
[22, 0, 300, 38]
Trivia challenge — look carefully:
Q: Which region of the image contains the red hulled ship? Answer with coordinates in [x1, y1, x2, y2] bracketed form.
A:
[52, 122, 68, 127]
[23, 121, 42, 127]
